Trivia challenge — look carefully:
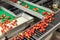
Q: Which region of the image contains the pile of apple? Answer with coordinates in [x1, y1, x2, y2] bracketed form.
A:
[10, 0, 18, 3]
[13, 12, 55, 40]
[0, 20, 17, 35]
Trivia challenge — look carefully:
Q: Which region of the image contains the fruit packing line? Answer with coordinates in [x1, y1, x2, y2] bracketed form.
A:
[1, 2, 55, 39]
[2, 0, 52, 19]
[13, 12, 55, 40]
[0, 6, 17, 36]
[3, 16, 33, 40]
[0, 2, 58, 39]
[0, 19, 17, 35]
[0, 6, 33, 39]
[10, 0, 52, 15]
[0, 6, 16, 22]
[0, 14, 33, 37]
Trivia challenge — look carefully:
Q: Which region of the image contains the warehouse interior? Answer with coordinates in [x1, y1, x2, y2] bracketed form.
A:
[0, 0, 60, 40]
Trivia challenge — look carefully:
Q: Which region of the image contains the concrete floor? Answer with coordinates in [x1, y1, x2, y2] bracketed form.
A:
[45, 33, 53, 40]
[45, 31, 60, 40]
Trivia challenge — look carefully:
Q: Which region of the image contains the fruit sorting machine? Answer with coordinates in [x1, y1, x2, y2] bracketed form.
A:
[12, 11, 55, 40]
[2, 0, 53, 19]
[0, 6, 33, 40]
[0, 0, 60, 40]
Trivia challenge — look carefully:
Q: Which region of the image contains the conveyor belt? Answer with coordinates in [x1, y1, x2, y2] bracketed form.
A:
[5, 13, 33, 38]
[8, 10, 60, 40]
[31, 24, 53, 40]
[2, 0, 47, 19]
[0, 6, 34, 40]
[19, 0, 52, 15]
[0, 6, 16, 22]
[26, 11, 60, 40]
[1, 2, 24, 16]
[1, 0, 60, 40]
[37, 10, 60, 40]
[50, 11, 60, 26]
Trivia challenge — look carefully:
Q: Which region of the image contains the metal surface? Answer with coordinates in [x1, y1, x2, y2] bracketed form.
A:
[5, 19, 33, 38]
[36, 0, 49, 4]
[4, 12, 33, 38]
[38, 23, 60, 40]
